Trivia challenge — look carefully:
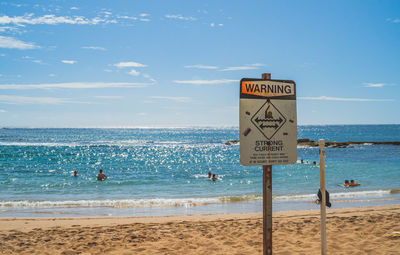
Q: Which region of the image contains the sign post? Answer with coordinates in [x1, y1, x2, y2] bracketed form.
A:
[319, 139, 327, 255]
[239, 73, 297, 255]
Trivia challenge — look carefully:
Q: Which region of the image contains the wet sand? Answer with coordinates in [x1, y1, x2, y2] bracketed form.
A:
[0, 205, 399, 255]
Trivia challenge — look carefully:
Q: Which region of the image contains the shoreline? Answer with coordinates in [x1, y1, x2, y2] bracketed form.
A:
[0, 204, 397, 231]
[1, 205, 399, 254]
[1, 192, 400, 218]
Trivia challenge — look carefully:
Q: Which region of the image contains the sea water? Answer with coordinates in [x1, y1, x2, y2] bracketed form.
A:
[0, 125, 399, 217]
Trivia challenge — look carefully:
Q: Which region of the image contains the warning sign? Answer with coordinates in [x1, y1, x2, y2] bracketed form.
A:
[240, 78, 297, 166]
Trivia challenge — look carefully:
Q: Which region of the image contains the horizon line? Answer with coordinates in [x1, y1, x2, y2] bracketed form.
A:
[1, 123, 400, 129]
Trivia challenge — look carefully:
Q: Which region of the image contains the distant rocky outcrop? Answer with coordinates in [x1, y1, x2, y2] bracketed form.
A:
[225, 138, 400, 148]
[225, 140, 240, 145]
[297, 139, 400, 148]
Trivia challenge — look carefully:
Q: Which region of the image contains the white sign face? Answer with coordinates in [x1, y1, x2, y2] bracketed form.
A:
[239, 79, 297, 166]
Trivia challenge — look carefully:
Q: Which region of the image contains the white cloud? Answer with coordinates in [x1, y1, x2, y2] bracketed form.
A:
[61, 60, 76, 64]
[173, 79, 237, 85]
[0, 95, 87, 105]
[81, 46, 106, 51]
[0, 35, 39, 50]
[0, 26, 19, 32]
[70, 7, 79, 10]
[116, 15, 137, 21]
[299, 96, 394, 102]
[0, 82, 151, 90]
[138, 112, 147, 116]
[165, 14, 196, 21]
[151, 96, 191, 103]
[185, 64, 219, 70]
[387, 18, 400, 23]
[364, 83, 385, 88]
[210, 23, 215, 27]
[0, 14, 111, 25]
[127, 69, 140, 76]
[49, 74, 56, 77]
[0, 109, 6, 113]
[140, 13, 150, 17]
[114, 61, 147, 68]
[94, 96, 123, 99]
[220, 66, 260, 71]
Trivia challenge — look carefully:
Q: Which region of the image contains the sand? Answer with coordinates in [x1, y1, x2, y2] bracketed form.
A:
[0, 205, 399, 255]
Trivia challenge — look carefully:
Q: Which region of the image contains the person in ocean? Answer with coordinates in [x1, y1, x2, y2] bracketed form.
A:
[208, 171, 212, 178]
[211, 173, 218, 181]
[74, 170, 78, 177]
[97, 169, 107, 181]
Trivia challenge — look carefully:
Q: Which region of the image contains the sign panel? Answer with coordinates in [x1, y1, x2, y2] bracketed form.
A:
[240, 78, 297, 166]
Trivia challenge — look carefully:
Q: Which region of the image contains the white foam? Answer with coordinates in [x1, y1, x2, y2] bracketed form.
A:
[0, 198, 222, 209]
[1, 190, 392, 209]
[275, 189, 392, 201]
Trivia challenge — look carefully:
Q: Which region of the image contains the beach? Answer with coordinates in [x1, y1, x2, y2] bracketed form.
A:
[1, 205, 399, 255]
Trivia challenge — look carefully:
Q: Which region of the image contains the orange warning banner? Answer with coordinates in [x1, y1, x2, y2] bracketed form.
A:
[241, 81, 295, 97]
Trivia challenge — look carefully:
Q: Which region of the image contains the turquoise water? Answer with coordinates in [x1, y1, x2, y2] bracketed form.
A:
[0, 125, 399, 217]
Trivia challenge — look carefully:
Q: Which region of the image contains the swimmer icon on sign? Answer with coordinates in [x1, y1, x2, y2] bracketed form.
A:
[251, 99, 286, 140]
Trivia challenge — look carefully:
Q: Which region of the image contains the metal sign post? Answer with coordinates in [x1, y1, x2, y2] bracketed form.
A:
[262, 73, 273, 255]
[319, 139, 327, 255]
[239, 73, 297, 255]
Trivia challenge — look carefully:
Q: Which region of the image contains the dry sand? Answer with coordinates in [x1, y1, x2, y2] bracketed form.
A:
[0, 205, 399, 255]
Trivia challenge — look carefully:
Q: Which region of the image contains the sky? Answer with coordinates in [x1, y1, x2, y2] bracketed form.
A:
[0, 0, 399, 127]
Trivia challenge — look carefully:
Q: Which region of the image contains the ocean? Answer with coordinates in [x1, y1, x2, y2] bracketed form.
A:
[0, 125, 399, 217]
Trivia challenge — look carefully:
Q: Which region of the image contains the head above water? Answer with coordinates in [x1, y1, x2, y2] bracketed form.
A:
[99, 169, 103, 173]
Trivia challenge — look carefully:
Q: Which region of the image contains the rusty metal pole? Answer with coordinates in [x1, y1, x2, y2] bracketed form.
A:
[262, 73, 272, 255]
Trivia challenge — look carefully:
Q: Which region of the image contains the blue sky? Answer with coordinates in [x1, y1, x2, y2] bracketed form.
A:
[0, 0, 399, 127]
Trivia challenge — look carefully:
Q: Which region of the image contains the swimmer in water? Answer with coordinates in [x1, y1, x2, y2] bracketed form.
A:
[208, 171, 212, 178]
[211, 173, 218, 181]
[74, 170, 78, 177]
[97, 169, 107, 181]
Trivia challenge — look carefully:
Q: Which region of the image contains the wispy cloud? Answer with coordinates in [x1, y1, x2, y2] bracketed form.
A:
[173, 79, 237, 85]
[0, 109, 6, 113]
[0, 95, 87, 105]
[0, 82, 151, 90]
[0, 14, 114, 26]
[81, 46, 106, 51]
[94, 96, 124, 99]
[299, 96, 394, 102]
[210, 23, 223, 27]
[114, 61, 147, 68]
[0, 35, 39, 50]
[184, 64, 219, 70]
[387, 18, 400, 23]
[127, 69, 140, 76]
[364, 83, 385, 88]
[220, 65, 261, 71]
[165, 14, 196, 21]
[150, 96, 191, 103]
[61, 60, 76, 64]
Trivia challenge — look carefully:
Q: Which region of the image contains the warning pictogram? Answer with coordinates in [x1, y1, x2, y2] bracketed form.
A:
[251, 99, 286, 140]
